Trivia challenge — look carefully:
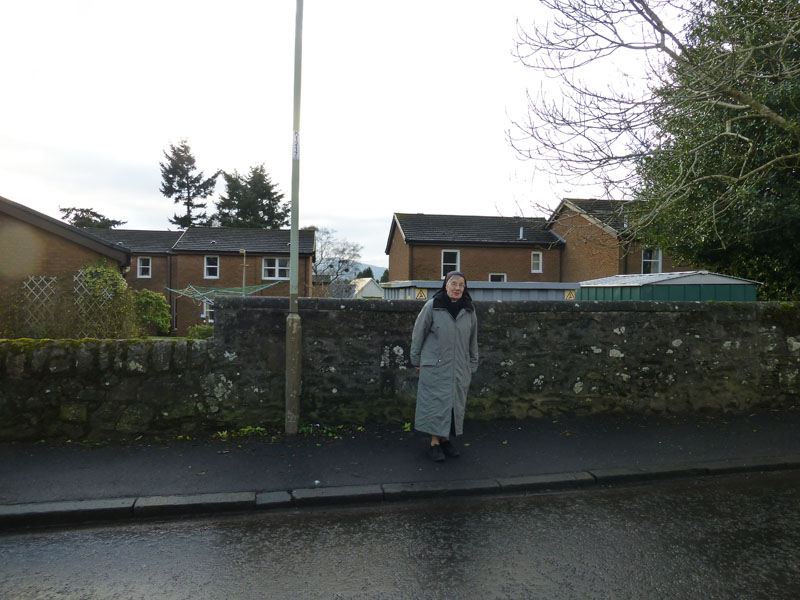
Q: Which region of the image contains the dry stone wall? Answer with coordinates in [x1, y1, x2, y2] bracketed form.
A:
[1, 297, 799, 441]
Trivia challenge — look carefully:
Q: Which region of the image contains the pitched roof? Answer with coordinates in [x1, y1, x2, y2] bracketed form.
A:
[386, 213, 562, 253]
[549, 198, 629, 234]
[83, 229, 183, 253]
[0, 195, 130, 264]
[350, 277, 383, 298]
[173, 227, 316, 255]
[84, 226, 316, 255]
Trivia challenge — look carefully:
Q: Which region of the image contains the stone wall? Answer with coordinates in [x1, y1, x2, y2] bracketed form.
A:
[1, 297, 799, 441]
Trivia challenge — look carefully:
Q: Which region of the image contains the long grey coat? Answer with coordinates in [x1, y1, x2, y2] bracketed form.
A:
[410, 295, 479, 437]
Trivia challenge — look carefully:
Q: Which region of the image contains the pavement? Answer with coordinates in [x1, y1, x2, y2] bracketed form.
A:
[2, 407, 800, 530]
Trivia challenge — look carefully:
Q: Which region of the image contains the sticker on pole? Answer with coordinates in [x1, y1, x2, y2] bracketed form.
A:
[293, 131, 300, 160]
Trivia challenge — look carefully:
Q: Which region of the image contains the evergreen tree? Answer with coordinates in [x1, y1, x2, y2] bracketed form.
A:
[60, 207, 126, 228]
[210, 164, 288, 228]
[356, 266, 374, 279]
[632, 0, 800, 298]
[380, 269, 389, 283]
[514, 0, 800, 298]
[160, 139, 219, 229]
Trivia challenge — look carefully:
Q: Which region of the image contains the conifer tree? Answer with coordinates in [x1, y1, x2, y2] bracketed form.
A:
[210, 164, 288, 228]
[160, 139, 218, 228]
[60, 207, 126, 228]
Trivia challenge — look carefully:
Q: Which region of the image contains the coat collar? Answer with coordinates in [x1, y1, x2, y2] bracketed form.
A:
[432, 290, 474, 312]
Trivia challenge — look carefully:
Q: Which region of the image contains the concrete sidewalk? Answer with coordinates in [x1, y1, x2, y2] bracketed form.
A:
[2, 408, 800, 529]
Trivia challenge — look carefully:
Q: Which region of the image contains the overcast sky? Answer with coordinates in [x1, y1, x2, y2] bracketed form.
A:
[1, 1, 583, 267]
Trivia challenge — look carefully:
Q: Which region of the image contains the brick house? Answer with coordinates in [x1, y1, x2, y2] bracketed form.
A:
[0, 195, 129, 297]
[547, 199, 690, 282]
[385, 213, 564, 282]
[90, 226, 316, 334]
[1, 195, 315, 335]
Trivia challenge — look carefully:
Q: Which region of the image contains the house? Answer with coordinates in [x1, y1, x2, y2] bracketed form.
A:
[0, 195, 316, 335]
[89, 226, 316, 334]
[0, 195, 129, 297]
[349, 277, 383, 299]
[547, 198, 689, 282]
[385, 213, 564, 283]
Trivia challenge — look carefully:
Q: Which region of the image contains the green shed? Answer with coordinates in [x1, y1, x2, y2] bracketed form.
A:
[578, 271, 760, 302]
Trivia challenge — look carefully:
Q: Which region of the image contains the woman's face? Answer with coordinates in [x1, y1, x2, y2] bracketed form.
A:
[445, 276, 466, 300]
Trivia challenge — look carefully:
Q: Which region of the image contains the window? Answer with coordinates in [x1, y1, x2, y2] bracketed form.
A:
[202, 301, 215, 324]
[137, 256, 151, 278]
[441, 250, 460, 278]
[204, 256, 219, 279]
[531, 251, 543, 273]
[489, 273, 507, 282]
[263, 257, 290, 280]
[642, 248, 662, 274]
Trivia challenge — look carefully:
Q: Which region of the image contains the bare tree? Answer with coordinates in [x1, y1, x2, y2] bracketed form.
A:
[512, 0, 800, 297]
[307, 227, 363, 297]
[511, 0, 800, 214]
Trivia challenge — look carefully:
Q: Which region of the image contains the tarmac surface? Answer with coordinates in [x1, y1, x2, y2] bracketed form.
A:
[2, 407, 800, 529]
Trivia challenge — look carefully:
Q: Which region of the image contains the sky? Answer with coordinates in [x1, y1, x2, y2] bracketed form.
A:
[1, 1, 582, 268]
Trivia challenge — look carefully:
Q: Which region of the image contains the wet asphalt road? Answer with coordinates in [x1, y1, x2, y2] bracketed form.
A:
[2, 471, 800, 600]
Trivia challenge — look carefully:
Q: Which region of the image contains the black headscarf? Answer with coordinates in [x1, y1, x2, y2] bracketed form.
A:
[433, 270, 473, 319]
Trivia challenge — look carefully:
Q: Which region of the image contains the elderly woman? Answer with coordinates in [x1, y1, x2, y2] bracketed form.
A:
[410, 271, 479, 462]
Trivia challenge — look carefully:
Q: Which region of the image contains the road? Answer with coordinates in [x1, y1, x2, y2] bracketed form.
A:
[2, 471, 800, 599]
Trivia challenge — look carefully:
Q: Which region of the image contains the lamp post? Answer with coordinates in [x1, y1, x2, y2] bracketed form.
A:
[285, 0, 304, 435]
[239, 249, 246, 296]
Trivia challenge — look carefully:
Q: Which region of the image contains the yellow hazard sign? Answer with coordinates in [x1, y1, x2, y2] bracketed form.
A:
[415, 288, 428, 300]
[564, 289, 576, 300]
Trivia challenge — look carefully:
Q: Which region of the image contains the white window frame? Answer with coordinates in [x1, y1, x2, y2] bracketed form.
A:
[137, 256, 152, 279]
[489, 273, 507, 282]
[441, 249, 460, 279]
[642, 248, 663, 274]
[262, 257, 290, 280]
[530, 251, 543, 274]
[204, 255, 219, 279]
[202, 301, 215, 324]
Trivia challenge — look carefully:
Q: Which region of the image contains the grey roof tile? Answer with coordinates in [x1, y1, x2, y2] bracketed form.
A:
[85, 227, 315, 255]
[174, 227, 315, 255]
[561, 199, 628, 233]
[83, 229, 183, 253]
[393, 213, 562, 246]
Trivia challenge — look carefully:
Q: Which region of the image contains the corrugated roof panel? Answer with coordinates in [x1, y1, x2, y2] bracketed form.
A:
[579, 271, 760, 287]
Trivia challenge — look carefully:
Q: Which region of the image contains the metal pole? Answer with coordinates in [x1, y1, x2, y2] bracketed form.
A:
[240, 249, 246, 296]
[285, 0, 304, 435]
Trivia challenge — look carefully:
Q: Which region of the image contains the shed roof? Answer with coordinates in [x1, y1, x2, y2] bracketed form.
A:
[579, 271, 761, 287]
[386, 213, 562, 253]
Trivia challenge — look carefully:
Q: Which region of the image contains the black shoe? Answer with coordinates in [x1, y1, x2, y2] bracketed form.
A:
[440, 439, 460, 458]
[427, 444, 445, 462]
